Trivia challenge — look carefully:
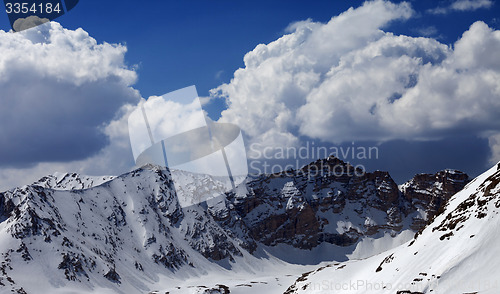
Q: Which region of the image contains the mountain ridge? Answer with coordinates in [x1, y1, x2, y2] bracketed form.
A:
[0, 157, 470, 293]
[282, 161, 500, 294]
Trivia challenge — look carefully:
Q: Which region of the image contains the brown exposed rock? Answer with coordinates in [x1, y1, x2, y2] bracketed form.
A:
[401, 170, 469, 230]
[226, 157, 469, 250]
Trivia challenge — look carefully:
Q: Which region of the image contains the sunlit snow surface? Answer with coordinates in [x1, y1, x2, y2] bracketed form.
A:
[0, 163, 493, 293]
[282, 163, 500, 294]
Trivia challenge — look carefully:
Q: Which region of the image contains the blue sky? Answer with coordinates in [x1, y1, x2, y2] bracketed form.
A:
[0, 0, 499, 189]
[2, 0, 496, 116]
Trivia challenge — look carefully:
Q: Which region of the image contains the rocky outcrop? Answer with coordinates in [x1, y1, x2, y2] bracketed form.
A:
[0, 157, 470, 293]
[401, 169, 469, 230]
[223, 157, 469, 250]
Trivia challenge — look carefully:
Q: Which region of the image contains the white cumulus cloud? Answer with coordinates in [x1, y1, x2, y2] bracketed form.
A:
[0, 21, 140, 168]
[213, 0, 500, 159]
[429, 0, 494, 14]
[0, 21, 143, 190]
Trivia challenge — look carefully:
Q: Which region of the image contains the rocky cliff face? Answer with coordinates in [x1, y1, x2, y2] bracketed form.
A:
[223, 157, 469, 250]
[400, 169, 469, 230]
[0, 157, 469, 293]
[0, 166, 252, 293]
[283, 163, 500, 294]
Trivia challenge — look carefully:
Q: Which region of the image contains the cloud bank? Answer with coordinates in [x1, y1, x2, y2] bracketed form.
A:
[1, 0, 499, 190]
[213, 0, 500, 162]
[0, 22, 140, 168]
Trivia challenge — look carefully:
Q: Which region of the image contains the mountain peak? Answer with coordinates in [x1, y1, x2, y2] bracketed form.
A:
[0, 158, 474, 293]
[283, 162, 500, 294]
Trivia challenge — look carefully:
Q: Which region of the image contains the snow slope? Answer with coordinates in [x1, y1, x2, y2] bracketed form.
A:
[0, 166, 255, 294]
[0, 158, 473, 293]
[286, 162, 500, 294]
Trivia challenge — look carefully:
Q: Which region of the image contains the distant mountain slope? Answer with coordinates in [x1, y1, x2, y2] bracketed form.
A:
[228, 157, 468, 256]
[286, 162, 500, 294]
[0, 157, 469, 293]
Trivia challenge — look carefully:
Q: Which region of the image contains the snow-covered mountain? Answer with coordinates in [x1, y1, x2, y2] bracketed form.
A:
[228, 157, 469, 260]
[0, 157, 471, 293]
[283, 161, 500, 294]
[0, 165, 256, 293]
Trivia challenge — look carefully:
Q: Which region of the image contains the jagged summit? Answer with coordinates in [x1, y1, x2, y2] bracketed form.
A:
[283, 162, 500, 294]
[136, 163, 166, 171]
[0, 157, 472, 293]
[33, 172, 116, 191]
